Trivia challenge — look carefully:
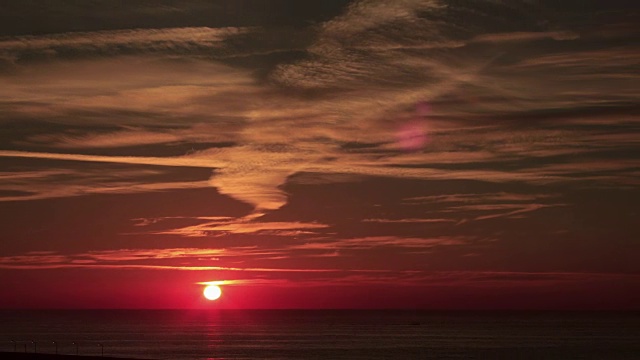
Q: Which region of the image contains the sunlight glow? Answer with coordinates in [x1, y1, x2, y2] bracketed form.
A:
[203, 285, 222, 301]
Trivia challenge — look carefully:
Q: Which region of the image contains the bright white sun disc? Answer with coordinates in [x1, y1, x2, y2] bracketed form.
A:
[203, 285, 222, 300]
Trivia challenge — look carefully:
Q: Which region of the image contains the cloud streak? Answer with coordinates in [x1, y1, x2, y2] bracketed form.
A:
[151, 218, 329, 237]
[0, 248, 333, 273]
[291, 236, 467, 251]
[6, 248, 637, 289]
[0, 27, 250, 61]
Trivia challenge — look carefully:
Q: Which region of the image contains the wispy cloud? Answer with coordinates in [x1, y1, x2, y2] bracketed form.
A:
[0, 166, 211, 201]
[0, 263, 337, 272]
[291, 236, 466, 251]
[0, 27, 250, 61]
[131, 216, 233, 227]
[512, 46, 640, 70]
[0, 248, 334, 272]
[25, 124, 229, 148]
[195, 271, 640, 288]
[451, 203, 562, 221]
[152, 219, 329, 237]
[363, 218, 455, 223]
[470, 31, 579, 43]
[402, 192, 565, 222]
[9, 247, 637, 287]
[196, 279, 287, 287]
[405, 193, 554, 204]
[0, 0, 636, 228]
[0, 150, 218, 167]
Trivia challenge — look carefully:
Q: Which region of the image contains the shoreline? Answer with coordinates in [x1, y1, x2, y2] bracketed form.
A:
[0, 353, 153, 360]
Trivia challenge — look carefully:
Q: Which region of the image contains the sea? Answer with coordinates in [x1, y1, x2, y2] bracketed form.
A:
[1, 310, 639, 360]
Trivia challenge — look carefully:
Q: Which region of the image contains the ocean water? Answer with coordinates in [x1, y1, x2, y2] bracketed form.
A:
[1, 310, 639, 360]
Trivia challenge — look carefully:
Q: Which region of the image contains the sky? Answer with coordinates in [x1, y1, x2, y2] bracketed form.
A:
[0, 0, 638, 309]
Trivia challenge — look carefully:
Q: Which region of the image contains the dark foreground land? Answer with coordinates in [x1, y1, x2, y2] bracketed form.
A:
[0, 353, 152, 360]
[3, 349, 640, 360]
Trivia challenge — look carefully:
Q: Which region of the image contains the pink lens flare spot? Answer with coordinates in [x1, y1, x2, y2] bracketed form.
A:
[397, 120, 428, 151]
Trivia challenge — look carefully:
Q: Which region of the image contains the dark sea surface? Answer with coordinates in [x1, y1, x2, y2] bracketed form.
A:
[0, 310, 639, 360]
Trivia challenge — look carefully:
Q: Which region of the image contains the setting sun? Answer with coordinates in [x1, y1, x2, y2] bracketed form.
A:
[203, 285, 222, 301]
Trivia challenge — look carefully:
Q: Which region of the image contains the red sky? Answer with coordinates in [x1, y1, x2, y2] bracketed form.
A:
[0, 0, 638, 309]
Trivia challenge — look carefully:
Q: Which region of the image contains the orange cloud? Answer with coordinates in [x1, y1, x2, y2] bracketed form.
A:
[0, 27, 250, 58]
[291, 236, 466, 251]
[153, 219, 328, 237]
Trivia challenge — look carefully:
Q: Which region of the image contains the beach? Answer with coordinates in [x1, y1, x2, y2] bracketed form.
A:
[0, 353, 150, 360]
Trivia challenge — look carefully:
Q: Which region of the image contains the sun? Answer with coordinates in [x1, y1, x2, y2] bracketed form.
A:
[203, 285, 222, 301]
